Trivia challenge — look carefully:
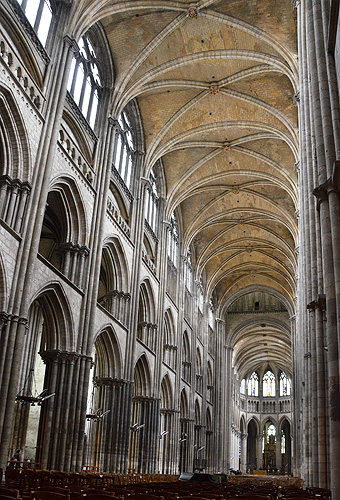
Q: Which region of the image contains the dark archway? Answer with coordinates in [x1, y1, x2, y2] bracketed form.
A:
[247, 418, 258, 472]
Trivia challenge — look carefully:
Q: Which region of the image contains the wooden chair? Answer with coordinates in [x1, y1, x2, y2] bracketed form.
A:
[85, 495, 121, 500]
[127, 495, 164, 500]
[0, 488, 19, 499]
[38, 487, 71, 495]
[31, 492, 70, 500]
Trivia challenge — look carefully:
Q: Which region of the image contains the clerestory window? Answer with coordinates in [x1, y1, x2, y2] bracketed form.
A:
[113, 109, 136, 190]
[248, 372, 259, 396]
[67, 34, 102, 129]
[145, 168, 159, 233]
[167, 211, 178, 267]
[263, 370, 276, 397]
[16, 0, 52, 46]
[184, 249, 192, 292]
[279, 371, 291, 396]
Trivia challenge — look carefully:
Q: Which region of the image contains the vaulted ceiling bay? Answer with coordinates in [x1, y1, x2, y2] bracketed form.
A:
[71, 0, 298, 371]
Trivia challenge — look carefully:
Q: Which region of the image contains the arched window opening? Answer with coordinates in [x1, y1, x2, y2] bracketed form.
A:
[16, 0, 52, 46]
[263, 421, 276, 470]
[167, 211, 178, 267]
[280, 371, 291, 396]
[182, 331, 191, 382]
[184, 249, 192, 292]
[145, 168, 159, 234]
[240, 378, 246, 395]
[112, 109, 136, 190]
[263, 371, 276, 397]
[248, 372, 259, 397]
[67, 34, 102, 129]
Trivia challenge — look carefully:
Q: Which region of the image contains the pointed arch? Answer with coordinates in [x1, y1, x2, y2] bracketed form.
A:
[0, 85, 30, 181]
[49, 176, 88, 245]
[94, 324, 122, 379]
[194, 399, 201, 425]
[98, 236, 130, 315]
[164, 308, 175, 346]
[29, 282, 75, 352]
[163, 308, 177, 369]
[160, 374, 173, 410]
[182, 330, 190, 362]
[138, 279, 156, 324]
[38, 177, 89, 286]
[133, 354, 152, 397]
[180, 388, 189, 419]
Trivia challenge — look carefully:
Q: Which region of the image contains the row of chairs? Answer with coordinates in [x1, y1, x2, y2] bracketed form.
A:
[3, 472, 332, 500]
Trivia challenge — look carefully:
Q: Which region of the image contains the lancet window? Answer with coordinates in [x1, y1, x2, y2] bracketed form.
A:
[263, 370, 276, 397]
[167, 212, 178, 267]
[16, 0, 52, 46]
[113, 110, 136, 190]
[248, 372, 259, 396]
[240, 378, 246, 395]
[67, 34, 102, 129]
[145, 168, 159, 233]
[184, 249, 192, 292]
[279, 371, 291, 396]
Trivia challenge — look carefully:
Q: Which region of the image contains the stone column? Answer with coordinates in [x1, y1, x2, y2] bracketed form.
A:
[129, 396, 160, 473]
[240, 432, 247, 473]
[256, 433, 263, 470]
[89, 377, 133, 472]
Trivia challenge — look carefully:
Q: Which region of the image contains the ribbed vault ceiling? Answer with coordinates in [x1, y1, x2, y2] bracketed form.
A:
[70, 0, 298, 371]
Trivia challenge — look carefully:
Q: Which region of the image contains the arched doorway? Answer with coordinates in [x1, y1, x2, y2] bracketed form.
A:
[247, 418, 258, 472]
[280, 418, 292, 474]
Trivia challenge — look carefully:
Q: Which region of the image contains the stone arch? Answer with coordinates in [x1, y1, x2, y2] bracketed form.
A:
[159, 373, 174, 473]
[247, 417, 259, 472]
[138, 279, 156, 324]
[133, 354, 152, 397]
[163, 308, 176, 369]
[137, 279, 157, 350]
[179, 387, 189, 473]
[29, 282, 74, 352]
[97, 237, 130, 323]
[94, 325, 122, 379]
[49, 176, 88, 245]
[38, 179, 89, 287]
[180, 388, 189, 419]
[11, 283, 74, 464]
[160, 373, 173, 409]
[0, 85, 30, 181]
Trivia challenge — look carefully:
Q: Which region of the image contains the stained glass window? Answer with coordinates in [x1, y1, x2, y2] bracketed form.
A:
[248, 372, 259, 396]
[279, 371, 291, 396]
[263, 371, 276, 397]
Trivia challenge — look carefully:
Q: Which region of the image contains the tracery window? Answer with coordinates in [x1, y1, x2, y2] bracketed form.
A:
[16, 0, 52, 46]
[240, 378, 246, 395]
[263, 371, 276, 397]
[279, 371, 291, 396]
[184, 249, 192, 292]
[67, 35, 102, 129]
[248, 372, 259, 396]
[167, 212, 178, 267]
[145, 168, 159, 233]
[112, 110, 136, 190]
